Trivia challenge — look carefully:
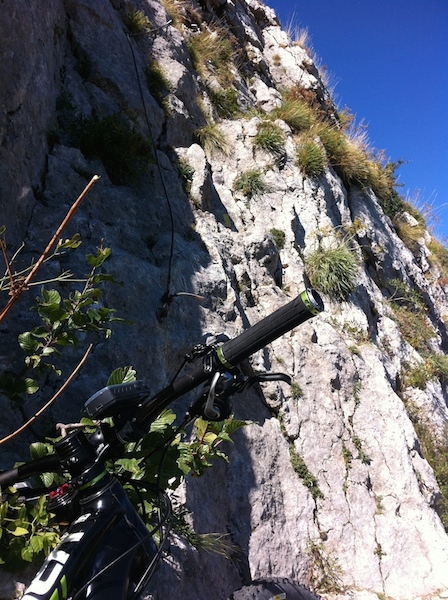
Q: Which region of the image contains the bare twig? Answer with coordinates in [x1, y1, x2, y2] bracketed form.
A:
[0, 239, 15, 292]
[0, 175, 100, 323]
[0, 344, 93, 446]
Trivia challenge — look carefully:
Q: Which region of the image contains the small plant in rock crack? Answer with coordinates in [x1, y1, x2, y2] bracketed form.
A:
[306, 540, 345, 593]
[194, 121, 230, 156]
[272, 93, 315, 133]
[387, 278, 435, 355]
[233, 169, 267, 199]
[74, 113, 153, 185]
[297, 135, 327, 178]
[405, 353, 448, 390]
[254, 121, 286, 159]
[187, 27, 235, 86]
[290, 382, 303, 399]
[208, 87, 239, 118]
[122, 8, 152, 34]
[305, 229, 361, 301]
[289, 445, 323, 501]
[270, 228, 286, 250]
[146, 61, 171, 108]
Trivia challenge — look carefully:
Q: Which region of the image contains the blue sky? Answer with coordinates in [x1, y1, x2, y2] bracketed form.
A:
[265, 0, 448, 243]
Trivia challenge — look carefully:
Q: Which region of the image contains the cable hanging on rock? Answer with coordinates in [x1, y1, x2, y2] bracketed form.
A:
[125, 25, 207, 318]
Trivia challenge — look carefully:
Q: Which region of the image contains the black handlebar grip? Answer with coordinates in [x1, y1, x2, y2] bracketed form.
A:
[0, 454, 61, 487]
[216, 289, 324, 368]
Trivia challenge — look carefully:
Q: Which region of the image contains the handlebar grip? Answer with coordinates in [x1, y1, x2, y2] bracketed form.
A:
[0, 454, 61, 487]
[216, 289, 324, 368]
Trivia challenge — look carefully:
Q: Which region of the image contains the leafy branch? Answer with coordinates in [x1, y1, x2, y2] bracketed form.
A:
[0, 175, 99, 321]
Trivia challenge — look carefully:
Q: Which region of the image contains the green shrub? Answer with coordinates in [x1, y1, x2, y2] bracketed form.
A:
[233, 170, 267, 198]
[404, 406, 448, 530]
[306, 541, 345, 594]
[75, 114, 153, 185]
[297, 136, 327, 178]
[305, 238, 361, 300]
[177, 158, 195, 196]
[405, 354, 448, 389]
[388, 279, 435, 355]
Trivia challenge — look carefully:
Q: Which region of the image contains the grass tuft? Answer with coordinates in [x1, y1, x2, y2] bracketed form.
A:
[187, 28, 234, 86]
[146, 61, 171, 108]
[74, 114, 152, 185]
[254, 121, 286, 158]
[272, 93, 315, 133]
[297, 135, 327, 178]
[305, 235, 360, 300]
[233, 170, 267, 199]
[194, 121, 229, 156]
[122, 8, 152, 34]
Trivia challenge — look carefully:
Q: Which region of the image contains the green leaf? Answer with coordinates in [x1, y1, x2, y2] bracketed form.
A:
[41, 288, 62, 306]
[59, 234, 82, 249]
[86, 247, 111, 268]
[115, 458, 143, 475]
[18, 332, 40, 354]
[194, 418, 209, 441]
[11, 526, 29, 536]
[80, 417, 97, 431]
[203, 432, 218, 445]
[24, 378, 39, 395]
[149, 409, 176, 434]
[40, 472, 55, 488]
[25, 355, 41, 369]
[107, 366, 137, 385]
[91, 273, 118, 285]
[29, 535, 45, 553]
[21, 546, 34, 562]
[30, 442, 51, 460]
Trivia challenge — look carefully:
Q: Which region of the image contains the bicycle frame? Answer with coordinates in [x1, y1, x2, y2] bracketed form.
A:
[1, 289, 324, 600]
[22, 476, 157, 600]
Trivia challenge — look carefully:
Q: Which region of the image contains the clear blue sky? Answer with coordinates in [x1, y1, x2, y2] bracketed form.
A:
[265, 0, 448, 243]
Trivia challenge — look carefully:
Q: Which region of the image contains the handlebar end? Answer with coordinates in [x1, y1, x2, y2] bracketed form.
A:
[300, 288, 324, 316]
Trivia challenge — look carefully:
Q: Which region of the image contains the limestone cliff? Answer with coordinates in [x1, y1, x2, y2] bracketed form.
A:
[1, 1, 448, 599]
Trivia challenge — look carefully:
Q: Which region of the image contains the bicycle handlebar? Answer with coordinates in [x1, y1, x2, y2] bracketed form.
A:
[0, 454, 61, 487]
[216, 289, 323, 368]
[0, 289, 324, 484]
[131, 289, 323, 433]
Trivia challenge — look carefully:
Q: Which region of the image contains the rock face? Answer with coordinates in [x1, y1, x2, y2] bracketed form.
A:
[1, 1, 448, 599]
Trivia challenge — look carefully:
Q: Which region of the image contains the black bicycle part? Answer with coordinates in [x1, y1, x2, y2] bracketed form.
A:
[85, 380, 150, 419]
[3, 288, 325, 599]
[129, 289, 324, 436]
[0, 454, 61, 488]
[217, 289, 324, 369]
[21, 479, 158, 600]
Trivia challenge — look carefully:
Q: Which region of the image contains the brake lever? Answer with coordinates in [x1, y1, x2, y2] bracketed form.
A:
[238, 372, 292, 391]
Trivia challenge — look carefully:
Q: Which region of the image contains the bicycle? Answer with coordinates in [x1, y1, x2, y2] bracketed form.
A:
[0, 289, 324, 600]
